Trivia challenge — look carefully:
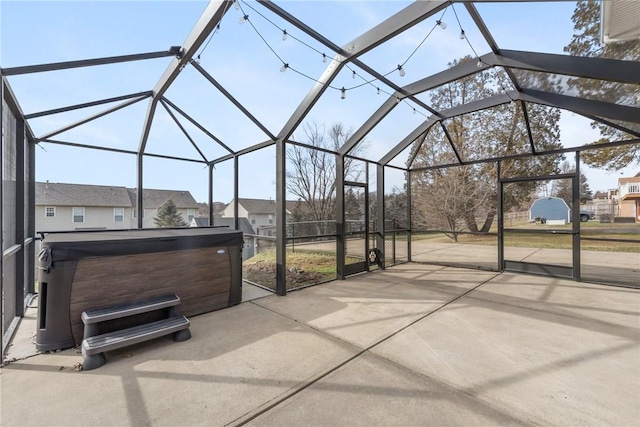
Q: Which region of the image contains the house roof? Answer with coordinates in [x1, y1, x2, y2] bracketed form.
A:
[618, 177, 640, 184]
[127, 188, 198, 209]
[36, 182, 198, 209]
[36, 182, 131, 207]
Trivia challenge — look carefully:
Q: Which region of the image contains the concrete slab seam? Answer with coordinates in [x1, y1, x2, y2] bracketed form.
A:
[233, 272, 501, 426]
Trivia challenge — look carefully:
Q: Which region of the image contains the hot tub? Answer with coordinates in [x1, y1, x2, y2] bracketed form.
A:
[36, 227, 243, 351]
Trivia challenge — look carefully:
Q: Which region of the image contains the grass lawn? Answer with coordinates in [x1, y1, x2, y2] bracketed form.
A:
[410, 224, 639, 252]
[243, 249, 363, 290]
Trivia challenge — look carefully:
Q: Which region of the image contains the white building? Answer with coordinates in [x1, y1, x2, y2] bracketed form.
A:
[36, 182, 198, 232]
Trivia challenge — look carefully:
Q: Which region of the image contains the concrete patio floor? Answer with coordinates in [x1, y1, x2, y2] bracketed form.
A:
[1, 263, 639, 426]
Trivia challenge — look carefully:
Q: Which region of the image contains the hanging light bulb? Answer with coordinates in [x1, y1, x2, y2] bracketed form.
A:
[436, 20, 447, 29]
[341, 87, 346, 100]
[214, 23, 221, 34]
[413, 108, 416, 114]
[282, 30, 288, 41]
[233, 0, 240, 10]
[352, 70, 356, 79]
[397, 65, 405, 77]
[396, 96, 401, 104]
[239, 14, 248, 24]
[377, 87, 380, 95]
[459, 29, 466, 40]
[322, 53, 327, 63]
[280, 63, 288, 72]
[476, 58, 483, 68]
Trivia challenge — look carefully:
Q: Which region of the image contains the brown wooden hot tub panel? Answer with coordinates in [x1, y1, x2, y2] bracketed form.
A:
[68, 246, 231, 345]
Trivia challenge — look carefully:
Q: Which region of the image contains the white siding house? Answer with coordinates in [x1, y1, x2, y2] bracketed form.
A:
[219, 198, 292, 236]
[36, 182, 198, 232]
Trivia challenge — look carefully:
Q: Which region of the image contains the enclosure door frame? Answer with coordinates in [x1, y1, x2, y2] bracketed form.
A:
[343, 181, 369, 277]
[498, 160, 581, 281]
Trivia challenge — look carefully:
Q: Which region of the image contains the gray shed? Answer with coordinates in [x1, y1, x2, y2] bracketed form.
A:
[529, 197, 570, 222]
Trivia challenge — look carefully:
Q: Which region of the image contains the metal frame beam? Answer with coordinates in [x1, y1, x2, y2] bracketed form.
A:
[161, 97, 233, 154]
[518, 89, 640, 124]
[139, 0, 232, 154]
[38, 94, 149, 140]
[274, 0, 447, 142]
[492, 49, 640, 85]
[1, 49, 179, 76]
[159, 100, 209, 162]
[381, 92, 515, 165]
[25, 91, 153, 120]
[189, 60, 276, 140]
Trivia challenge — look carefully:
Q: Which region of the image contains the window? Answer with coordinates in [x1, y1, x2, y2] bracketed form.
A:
[132, 208, 136, 219]
[187, 208, 196, 222]
[45, 207, 55, 217]
[114, 207, 124, 223]
[251, 217, 255, 225]
[72, 207, 85, 223]
[268, 214, 274, 225]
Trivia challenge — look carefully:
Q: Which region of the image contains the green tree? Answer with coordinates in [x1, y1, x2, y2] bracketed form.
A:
[552, 161, 592, 207]
[411, 57, 562, 239]
[154, 199, 187, 227]
[564, 0, 640, 170]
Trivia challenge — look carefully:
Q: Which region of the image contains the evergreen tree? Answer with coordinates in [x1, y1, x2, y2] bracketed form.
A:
[564, 0, 640, 170]
[154, 199, 187, 227]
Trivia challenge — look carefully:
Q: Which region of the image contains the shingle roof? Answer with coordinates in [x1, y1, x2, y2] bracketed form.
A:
[233, 198, 298, 215]
[36, 182, 198, 209]
[127, 188, 198, 209]
[36, 182, 131, 207]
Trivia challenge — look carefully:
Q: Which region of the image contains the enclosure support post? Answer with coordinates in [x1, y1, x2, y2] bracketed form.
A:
[136, 154, 143, 229]
[14, 118, 25, 317]
[27, 133, 36, 296]
[336, 155, 346, 280]
[497, 162, 504, 271]
[406, 170, 412, 263]
[275, 139, 287, 296]
[572, 151, 581, 281]
[376, 164, 385, 270]
[234, 156, 239, 231]
[208, 164, 214, 226]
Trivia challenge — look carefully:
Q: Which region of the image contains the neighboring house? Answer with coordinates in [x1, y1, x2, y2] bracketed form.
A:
[36, 182, 198, 232]
[219, 198, 293, 237]
[617, 174, 640, 221]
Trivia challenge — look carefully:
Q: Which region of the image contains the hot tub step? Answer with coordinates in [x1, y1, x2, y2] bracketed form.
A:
[82, 294, 181, 325]
[81, 316, 191, 370]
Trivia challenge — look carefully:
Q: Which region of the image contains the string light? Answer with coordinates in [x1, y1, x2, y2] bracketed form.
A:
[413, 108, 416, 114]
[436, 20, 447, 29]
[239, 14, 248, 24]
[233, 0, 240, 10]
[397, 65, 405, 77]
[395, 97, 401, 104]
[377, 87, 380, 95]
[477, 58, 483, 68]
[322, 53, 327, 63]
[352, 70, 356, 79]
[282, 29, 288, 41]
[341, 87, 346, 100]
[214, 24, 221, 34]
[280, 63, 288, 72]
[459, 29, 466, 40]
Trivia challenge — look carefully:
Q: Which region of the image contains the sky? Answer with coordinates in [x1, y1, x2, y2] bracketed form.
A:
[1, 0, 637, 204]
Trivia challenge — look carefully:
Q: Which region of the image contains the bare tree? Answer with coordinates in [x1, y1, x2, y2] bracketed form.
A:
[286, 122, 364, 234]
